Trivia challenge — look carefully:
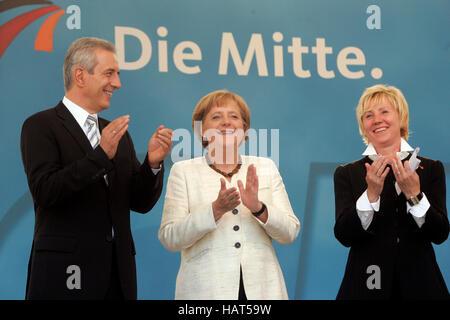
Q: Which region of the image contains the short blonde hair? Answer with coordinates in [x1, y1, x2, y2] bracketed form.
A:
[356, 84, 409, 145]
[192, 90, 251, 148]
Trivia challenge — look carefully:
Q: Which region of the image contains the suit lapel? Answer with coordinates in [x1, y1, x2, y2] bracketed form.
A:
[56, 102, 115, 189]
[55, 102, 93, 154]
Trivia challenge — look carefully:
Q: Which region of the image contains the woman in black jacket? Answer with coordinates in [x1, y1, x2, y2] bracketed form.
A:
[334, 84, 449, 299]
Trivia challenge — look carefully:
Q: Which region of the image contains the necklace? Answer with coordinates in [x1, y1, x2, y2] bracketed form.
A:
[209, 163, 242, 178]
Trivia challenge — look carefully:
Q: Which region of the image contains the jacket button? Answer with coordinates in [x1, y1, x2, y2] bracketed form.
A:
[233, 225, 240, 231]
[106, 235, 113, 242]
[397, 237, 400, 243]
[234, 242, 241, 248]
[232, 209, 238, 215]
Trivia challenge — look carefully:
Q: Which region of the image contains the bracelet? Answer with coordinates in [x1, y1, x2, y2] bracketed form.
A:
[252, 202, 266, 217]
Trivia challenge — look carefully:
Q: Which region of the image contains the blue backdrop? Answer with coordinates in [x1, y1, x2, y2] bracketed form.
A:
[0, 0, 449, 299]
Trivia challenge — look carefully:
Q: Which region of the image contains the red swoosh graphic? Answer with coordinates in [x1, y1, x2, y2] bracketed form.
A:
[34, 9, 65, 52]
[0, 5, 60, 59]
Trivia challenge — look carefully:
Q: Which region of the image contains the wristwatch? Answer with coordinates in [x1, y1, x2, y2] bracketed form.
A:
[252, 202, 266, 217]
[407, 192, 423, 206]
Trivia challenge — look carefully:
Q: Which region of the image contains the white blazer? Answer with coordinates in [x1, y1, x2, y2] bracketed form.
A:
[158, 155, 300, 300]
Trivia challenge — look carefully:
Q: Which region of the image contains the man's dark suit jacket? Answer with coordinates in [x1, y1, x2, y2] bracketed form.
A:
[334, 155, 449, 299]
[20, 102, 164, 299]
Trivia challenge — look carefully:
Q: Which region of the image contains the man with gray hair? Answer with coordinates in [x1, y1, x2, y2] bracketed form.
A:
[20, 37, 173, 299]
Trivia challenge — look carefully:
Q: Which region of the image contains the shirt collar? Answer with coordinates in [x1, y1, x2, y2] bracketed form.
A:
[362, 138, 414, 161]
[62, 96, 98, 129]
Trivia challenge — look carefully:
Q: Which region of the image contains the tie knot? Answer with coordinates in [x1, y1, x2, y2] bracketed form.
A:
[87, 114, 97, 124]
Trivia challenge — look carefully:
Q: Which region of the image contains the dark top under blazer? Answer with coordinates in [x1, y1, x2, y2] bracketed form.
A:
[334, 155, 449, 299]
[20, 102, 164, 300]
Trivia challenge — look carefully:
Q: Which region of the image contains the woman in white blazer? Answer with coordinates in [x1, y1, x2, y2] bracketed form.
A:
[158, 90, 300, 300]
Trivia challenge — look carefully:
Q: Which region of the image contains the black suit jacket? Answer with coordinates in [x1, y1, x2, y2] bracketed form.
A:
[334, 155, 449, 299]
[20, 102, 164, 299]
